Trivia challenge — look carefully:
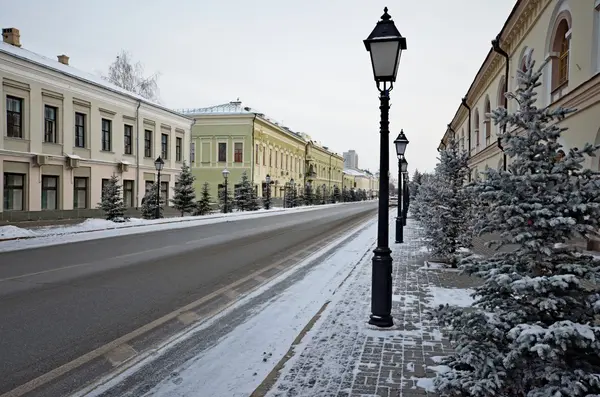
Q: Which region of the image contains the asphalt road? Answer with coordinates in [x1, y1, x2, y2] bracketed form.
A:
[0, 202, 377, 396]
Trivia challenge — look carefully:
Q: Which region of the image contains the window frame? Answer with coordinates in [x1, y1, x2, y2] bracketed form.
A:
[234, 142, 243, 163]
[124, 124, 133, 155]
[6, 96, 23, 139]
[144, 130, 152, 158]
[161, 133, 169, 159]
[124, 180, 134, 207]
[44, 105, 58, 143]
[218, 142, 227, 162]
[101, 118, 112, 152]
[75, 112, 86, 148]
[41, 175, 59, 210]
[3, 172, 25, 211]
[73, 177, 88, 209]
[160, 181, 168, 203]
[175, 137, 183, 162]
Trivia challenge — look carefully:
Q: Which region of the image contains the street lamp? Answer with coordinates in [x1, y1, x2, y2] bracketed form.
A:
[402, 167, 409, 226]
[290, 178, 295, 207]
[364, 7, 407, 328]
[222, 168, 230, 213]
[265, 174, 271, 210]
[400, 157, 408, 227]
[154, 156, 164, 219]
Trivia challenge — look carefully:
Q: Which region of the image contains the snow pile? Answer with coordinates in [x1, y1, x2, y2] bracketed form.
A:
[426, 287, 475, 308]
[0, 225, 37, 239]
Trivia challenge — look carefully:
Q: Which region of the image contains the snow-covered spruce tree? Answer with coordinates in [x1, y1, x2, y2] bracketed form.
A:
[342, 187, 351, 203]
[304, 185, 314, 206]
[409, 169, 423, 198]
[234, 171, 259, 211]
[332, 185, 341, 203]
[194, 182, 212, 216]
[418, 136, 472, 266]
[171, 162, 196, 216]
[434, 51, 600, 397]
[141, 183, 164, 219]
[314, 186, 323, 205]
[98, 174, 128, 222]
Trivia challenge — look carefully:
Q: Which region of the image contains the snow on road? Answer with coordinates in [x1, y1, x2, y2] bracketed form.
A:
[0, 203, 349, 253]
[78, 215, 378, 397]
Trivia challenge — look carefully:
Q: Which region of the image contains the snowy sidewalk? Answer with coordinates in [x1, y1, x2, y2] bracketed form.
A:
[261, 215, 480, 397]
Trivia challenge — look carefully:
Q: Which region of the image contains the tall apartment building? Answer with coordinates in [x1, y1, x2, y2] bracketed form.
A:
[343, 150, 359, 169]
[0, 28, 192, 222]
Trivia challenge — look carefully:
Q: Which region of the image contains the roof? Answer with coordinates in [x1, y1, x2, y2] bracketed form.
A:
[344, 168, 371, 177]
[0, 41, 189, 119]
[179, 100, 305, 139]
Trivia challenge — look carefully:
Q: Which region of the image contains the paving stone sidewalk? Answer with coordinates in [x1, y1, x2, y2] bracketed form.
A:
[264, 215, 480, 397]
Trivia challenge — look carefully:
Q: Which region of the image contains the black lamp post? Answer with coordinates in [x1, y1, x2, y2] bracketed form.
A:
[394, 131, 409, 241]
[265, 174, 271, 209]
[154, 156, 164, 219]
[322, 184, 326, 205]
[290, 178, 295, 207]
[402, 169, 409, 225]
[222, 168, 230, 213]
[364, 7, 407, 328]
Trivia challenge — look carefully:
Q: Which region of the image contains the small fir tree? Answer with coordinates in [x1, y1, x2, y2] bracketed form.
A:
[332, 185, 341, 203]
[315, 186, 323, 205]
[194, 182, 212, 216]
[304, 185, 314, 206]
[342, 187, 351, 203]
[434, 51, 600, 397]
[141, 183, 164, 219]
[234, 171, 259, 211]
[350, 189, 357, 202]
[171, 162, 196, 216]
[98, 174, 128, 222]
[415, 136, 472, 266]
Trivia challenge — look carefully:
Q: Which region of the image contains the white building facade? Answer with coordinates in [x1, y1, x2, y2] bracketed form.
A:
[0, 28, 192, 222]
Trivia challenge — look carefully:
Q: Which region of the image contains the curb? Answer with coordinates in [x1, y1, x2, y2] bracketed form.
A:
[0, 203, 361, 243]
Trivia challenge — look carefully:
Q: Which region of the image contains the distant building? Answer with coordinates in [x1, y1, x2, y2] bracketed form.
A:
[343, 150, 359, 169]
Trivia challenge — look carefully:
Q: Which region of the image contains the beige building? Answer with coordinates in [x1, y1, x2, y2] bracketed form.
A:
[0, 28, 192, 222]
[343, 168, 379, 198]
[441, 0, 600, 180]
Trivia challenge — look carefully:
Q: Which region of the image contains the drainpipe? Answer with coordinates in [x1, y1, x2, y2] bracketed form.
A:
[135, 100, 141, 208]
[492, 34, 509, 172]
[251, 113, 257, 190]
[461, 97, 472, 181]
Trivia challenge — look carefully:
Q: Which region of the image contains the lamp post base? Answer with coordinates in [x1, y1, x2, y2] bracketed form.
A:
[395, 216, 403, 244]
[370, 247, 394, 328]
[368, 314, 394, 327]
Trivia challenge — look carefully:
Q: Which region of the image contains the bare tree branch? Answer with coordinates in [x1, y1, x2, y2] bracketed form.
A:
[103, 50, 161, 102]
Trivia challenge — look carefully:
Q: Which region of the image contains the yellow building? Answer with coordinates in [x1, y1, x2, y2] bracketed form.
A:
[303, 136, 344, 197]
[180, 101, 344, 201]
[343, 169, 379, 198]
[441, 0, 600, 181]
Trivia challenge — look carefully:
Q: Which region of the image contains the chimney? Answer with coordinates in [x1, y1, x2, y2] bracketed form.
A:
[2, 28, 21, 47]
[57, 54, 69, 65]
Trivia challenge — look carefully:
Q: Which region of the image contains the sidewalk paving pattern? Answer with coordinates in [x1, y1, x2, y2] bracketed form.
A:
[265, 216, 480, 397]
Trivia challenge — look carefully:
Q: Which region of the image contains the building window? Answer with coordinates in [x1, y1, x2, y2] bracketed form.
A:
[124, 125, 133, 155]
[101, 119, 112, 151]
[551, 16, 571, 92]
[124, 180, 134, 207]
[44, 105, 58, 143]
[474, 109, 480, 147]
[3, 173, 24, 211]
[558, 32, 569, 86]
[484, 98, 491, 146]
[255, 144, 259, 165]
[275, 151, 279, 168]
[234, 142, 243, 163]
[74, 177, 88, 209]
[75, 112, 86, 148]
[218, 142, 227, 162]
[144, 130, 152, 158]
[161, 134, 169, 159]
[6, 96, 23, 138]
[41, 175, 58, 210]
[160, 181, 168, 203]
[190, 142, 195, 163]
[176, 137, 182, 162]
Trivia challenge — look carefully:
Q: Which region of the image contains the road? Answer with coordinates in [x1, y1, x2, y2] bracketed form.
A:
[0, 202, 377, 396]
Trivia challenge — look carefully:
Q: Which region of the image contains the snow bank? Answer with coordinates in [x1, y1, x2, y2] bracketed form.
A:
[427, 286, 475, 308]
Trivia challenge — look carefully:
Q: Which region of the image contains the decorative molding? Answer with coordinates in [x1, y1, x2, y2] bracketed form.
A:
[175, 128, 185, 135]
[2, 77, 30, 91]
[160, 123, 172, 131]
[122, 114, 136, 121]
[73, 98, 91, 108]
[99, 107, 116, 117]
[41, 89, 64, 100]
[143, 118, 156, 126]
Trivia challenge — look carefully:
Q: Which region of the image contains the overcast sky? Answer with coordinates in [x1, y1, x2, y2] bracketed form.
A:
[3, 0, 515, 177]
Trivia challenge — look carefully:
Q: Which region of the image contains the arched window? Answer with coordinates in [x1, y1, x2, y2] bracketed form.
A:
[460, 128, 465, 152]
[484, 96, 491, 146]
[497, 76, 507, 112]
[474, 108, 480, 148]
[547, 2, 572, 99]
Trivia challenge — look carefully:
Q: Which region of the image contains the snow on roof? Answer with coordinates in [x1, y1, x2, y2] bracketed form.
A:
[179, 100, 304, 139]
[0, 41, 188, 119]
[344, 168, 377, 178]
